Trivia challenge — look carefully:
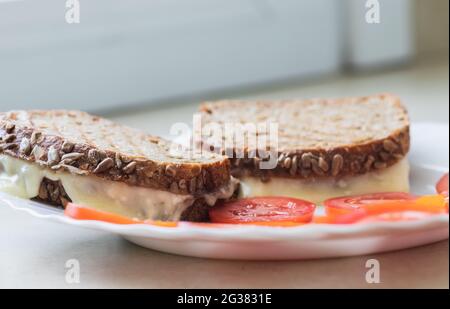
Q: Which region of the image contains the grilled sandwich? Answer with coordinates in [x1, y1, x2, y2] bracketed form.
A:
[199, 93, 410, 203]
[0, 110, 239, 222]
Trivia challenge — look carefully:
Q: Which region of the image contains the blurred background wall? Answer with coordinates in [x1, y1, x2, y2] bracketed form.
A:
[0, 0, 448, 112]
[415, 0, 449, 57]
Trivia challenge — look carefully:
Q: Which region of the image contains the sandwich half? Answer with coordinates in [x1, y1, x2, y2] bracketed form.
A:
[0, 110, 239, 221]
[199, 93, 410, 203]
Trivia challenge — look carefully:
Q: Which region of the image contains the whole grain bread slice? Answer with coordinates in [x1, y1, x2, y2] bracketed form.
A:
[0, 110, 231, 196]
[199, 93, 410, 181]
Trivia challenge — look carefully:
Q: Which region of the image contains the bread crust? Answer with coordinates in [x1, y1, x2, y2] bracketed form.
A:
[0, 110, 231, 196]
[199, 93, 410, 181]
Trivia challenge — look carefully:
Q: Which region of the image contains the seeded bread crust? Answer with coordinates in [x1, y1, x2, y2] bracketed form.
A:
[199, 93, 410, 181]
[0, 110, 231, 196]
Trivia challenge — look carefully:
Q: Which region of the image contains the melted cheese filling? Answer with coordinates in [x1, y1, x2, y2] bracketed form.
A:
[0, 155, 237, 221]
[240, 159, 410, 204]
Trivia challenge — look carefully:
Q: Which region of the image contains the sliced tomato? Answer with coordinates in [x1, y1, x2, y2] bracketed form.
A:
[65, 203, 139, 224]
[324, 192, 447, 224]
[325, 192, 415, 214]
[358, 211, 435, 223]
[209, 197, 316, 224]
[64, 203, 177, 227]
[436, 173, 449, 201]
[313, 211, 367, 224]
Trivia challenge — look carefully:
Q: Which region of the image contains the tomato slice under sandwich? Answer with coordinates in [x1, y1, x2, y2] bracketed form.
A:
[64, 203, 177, 227]
[209, 197, 316, 225]
[436, 173, 449, 212]
[324, 192, 416, 216]
[436, 173, 449, 197]
[323, 192, 447, 223]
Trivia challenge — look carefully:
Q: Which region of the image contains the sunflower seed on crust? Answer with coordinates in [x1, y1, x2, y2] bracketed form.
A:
[277, 153, 286, 164]
[383, 139, 398, 153]
[30, 131, 42, 145]
[93, 157, 114, 173]
[61, 141, 75, 153]
[115, 153, 123, 169]
[5, 123, 15, 134]
[311, 159, 324, 176]
[47, 147, 60, 166]
[283, 157, 292, 169]
[289, 155, 298, 175]
[19, 138, 31, 155]
[165, 164, 177, 177]
[61, 152, 84, 164]
[301, 153, 313, 168]
[123, 161, 137, 174]
[364, 155, 375, 171]
[331, 154, 344, 176]
[87, 149, 100, 165]
[31, 145, 44, 160]
[51, 164, 89, 175]
[318, 157, 329, 172]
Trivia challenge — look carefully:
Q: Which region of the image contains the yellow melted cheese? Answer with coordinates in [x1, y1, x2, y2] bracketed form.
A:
[240, 159, 410, 204]
[0, 154, 237, 221]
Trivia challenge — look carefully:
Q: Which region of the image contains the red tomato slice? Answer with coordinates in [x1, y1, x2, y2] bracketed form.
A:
[209, 197, 316, 224]
[324, 192, 416, 218]
[324, 192, 447, 224]
[436, 173, 449, 197]
[436, 173, 449, 212]
[358, 211, 435, 223]
[64, 203, 177, 227]
[313, 211, 367, 224]
[65, 203, 138, 224]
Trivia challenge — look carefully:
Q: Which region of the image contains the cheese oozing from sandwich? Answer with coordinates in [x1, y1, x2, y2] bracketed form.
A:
[239, 159, 410, 204]
[0, 155, 238, 221]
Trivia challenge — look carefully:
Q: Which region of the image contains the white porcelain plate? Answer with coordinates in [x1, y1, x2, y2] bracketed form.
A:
[1, 123, 449, 260]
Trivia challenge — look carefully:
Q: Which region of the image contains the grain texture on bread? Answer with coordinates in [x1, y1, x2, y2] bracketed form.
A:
[0, 110, 231, 196]
[199, 93, 410, 180]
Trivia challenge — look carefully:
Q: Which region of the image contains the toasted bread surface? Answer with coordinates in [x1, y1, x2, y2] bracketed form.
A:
[199, 93, 410, 180]
[0, 110, 231, 195]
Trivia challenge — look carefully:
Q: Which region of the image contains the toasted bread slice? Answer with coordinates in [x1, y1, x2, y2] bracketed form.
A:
[199, 93, 410, 181]
[0, 110, 231, 195]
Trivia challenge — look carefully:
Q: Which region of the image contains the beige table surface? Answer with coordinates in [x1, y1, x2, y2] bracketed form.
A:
[1, 57, 448, 289]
